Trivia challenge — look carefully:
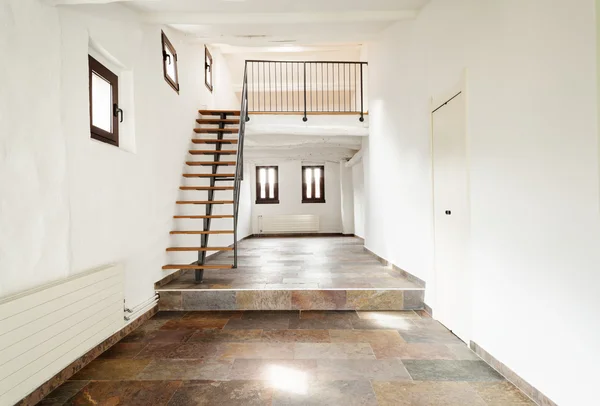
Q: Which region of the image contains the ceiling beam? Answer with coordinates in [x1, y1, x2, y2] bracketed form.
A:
[143, 10, 418, 25]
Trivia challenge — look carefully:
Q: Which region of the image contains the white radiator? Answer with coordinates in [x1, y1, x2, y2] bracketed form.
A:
[258, 215, 320, 233]
[0, 264, 125, 405]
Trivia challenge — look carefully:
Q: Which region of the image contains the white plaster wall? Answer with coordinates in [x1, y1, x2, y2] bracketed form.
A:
[365, 0, 600, 404]
[0, 1, 242, 308]
[352, 159, 365, 239]
[210, 46, 240, 110]
[249, 160, 342, 234]
[339, 161, 355, 235]
[0, 0, 70, 296]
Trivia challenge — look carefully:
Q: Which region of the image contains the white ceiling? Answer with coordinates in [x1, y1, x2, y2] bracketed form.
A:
[123, 0, 430, 47]
[128, 0, 430, 14]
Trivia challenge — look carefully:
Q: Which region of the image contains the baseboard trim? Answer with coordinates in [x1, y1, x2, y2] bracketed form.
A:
[363, 246, 426, 288]
[423, 302, 433, 317]
[470, 341, 558, 406]
[250, 233, 353, 238]
[390, 264, 426, 288]
[16, 305, 158, 406]
[363, 246, 390, 266]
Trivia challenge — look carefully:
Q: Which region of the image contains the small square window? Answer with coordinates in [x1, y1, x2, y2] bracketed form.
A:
[89, 55, 120, 146]
[205, 46, 213, 93]
[161, 31, 179, 93]
[256, 166, 279, 204]
[302, 166, 326, 203]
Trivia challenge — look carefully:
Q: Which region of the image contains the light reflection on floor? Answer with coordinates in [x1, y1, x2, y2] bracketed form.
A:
[367, 313, 414, 330]
[267, 364, 309, 395]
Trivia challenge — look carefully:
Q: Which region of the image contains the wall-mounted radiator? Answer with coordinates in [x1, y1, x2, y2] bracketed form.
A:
[258, 215, 320, 234]
[0, 264, 125, 405]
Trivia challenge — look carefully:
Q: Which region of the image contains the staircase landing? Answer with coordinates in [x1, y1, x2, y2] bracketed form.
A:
[156, 237, 425, 311]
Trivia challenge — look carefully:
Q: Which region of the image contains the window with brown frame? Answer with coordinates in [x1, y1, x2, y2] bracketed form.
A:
[256, 166, 279, 204]
[161, 31, 179, 93]
[205, 46, 213, 92]
[302, 166, 326, 203]
[89, 55, 121, 146]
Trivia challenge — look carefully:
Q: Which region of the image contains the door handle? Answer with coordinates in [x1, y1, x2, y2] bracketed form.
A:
[445, 210, 452, 215]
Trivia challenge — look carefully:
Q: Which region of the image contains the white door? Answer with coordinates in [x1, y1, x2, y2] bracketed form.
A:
[432, 91, 471, 343]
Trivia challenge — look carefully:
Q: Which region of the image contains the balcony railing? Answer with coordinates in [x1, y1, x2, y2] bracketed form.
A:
[245, 60, 368, 122]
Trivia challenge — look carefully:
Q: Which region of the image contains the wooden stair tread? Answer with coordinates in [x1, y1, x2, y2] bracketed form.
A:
[192, 139, 238, 144]
[166, 247, 234, 252]
[162, 264, 234, 270]
[174, 215, 234, 219]
[196, 118, 240, 125]
[198, 110, 241, 116]
[189, 150, 237, 155]
[170, 230, 234, 235]
[186, 161, 236, 166]
[180, 186, 234, 191]
[194, 128, 239, 134]
[176, 200, 234, 204]
[183, 173, 236, 178]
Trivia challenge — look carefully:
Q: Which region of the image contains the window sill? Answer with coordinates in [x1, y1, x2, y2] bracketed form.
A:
[302, 199, 326, 204]
[256, 200, 280, 205]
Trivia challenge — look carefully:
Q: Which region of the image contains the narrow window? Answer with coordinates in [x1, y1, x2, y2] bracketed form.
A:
[302, 166, 326, 203]
[89, 55, 120, 146]
[205, 46, 213, 92]
[256, 166, 279, 204]
[161, 31, 179, 93]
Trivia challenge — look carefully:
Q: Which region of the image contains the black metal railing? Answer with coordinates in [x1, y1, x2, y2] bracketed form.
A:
[245, 60, 367, 122]
[232, 65, 249, 268]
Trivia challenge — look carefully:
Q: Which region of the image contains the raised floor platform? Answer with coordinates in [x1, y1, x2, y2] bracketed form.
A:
[156, 237, 425, 311]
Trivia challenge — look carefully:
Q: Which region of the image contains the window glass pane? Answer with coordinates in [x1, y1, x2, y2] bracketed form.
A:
[259, 168, 266, 199]
[305, 168, 312, 199]
[315, 168, 321, 199]
[268, 168, 275, 199]
[165, 47, 176, 81]
[91, 72, 112, 132]
[206, 56, 212, 86]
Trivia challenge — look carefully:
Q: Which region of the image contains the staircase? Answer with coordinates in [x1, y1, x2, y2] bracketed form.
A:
[163, 106, 247, 283]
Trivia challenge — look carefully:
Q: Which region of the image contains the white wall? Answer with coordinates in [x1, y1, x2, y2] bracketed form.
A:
[0, 0, 241, 309]
[0, 0, 69, 297]
[352, 159, 365, 239]
[339, 161, 355, 235]
[365, 0, 600, 405]
[249, 160, 343, 234]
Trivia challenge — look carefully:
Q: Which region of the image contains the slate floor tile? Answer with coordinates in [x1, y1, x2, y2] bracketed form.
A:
[160, 318, 229, 330]
[37, 381, 89, 405]
[372, 381, 487, 406]
[188, 328, 263, 343]
[288, 318, 353, 330]
[228, 359, 318, 380]
[261, 329, 331, 343]
[136, 359, 233, 380]
[167, 380, 272, 406]
[470, 382, 537, 405]
[69, 359, 151, 380]
[98, 343, 147, 359]
[403, 360, 505, 382]
[224, 318, 291, 330]
[316, 359, 412, 381]
[219, 343, 295, 360]
[294, 343, 375, 359]
[66, 381, 182, 406]
[271, 380, 378, 406]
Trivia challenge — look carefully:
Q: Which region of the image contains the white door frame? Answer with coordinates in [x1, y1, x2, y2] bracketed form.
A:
[430, 69, 472, 343]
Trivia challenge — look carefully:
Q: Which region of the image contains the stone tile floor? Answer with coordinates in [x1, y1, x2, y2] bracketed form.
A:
[40, 310, 536, 405]
[160, 237, 422, 290]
